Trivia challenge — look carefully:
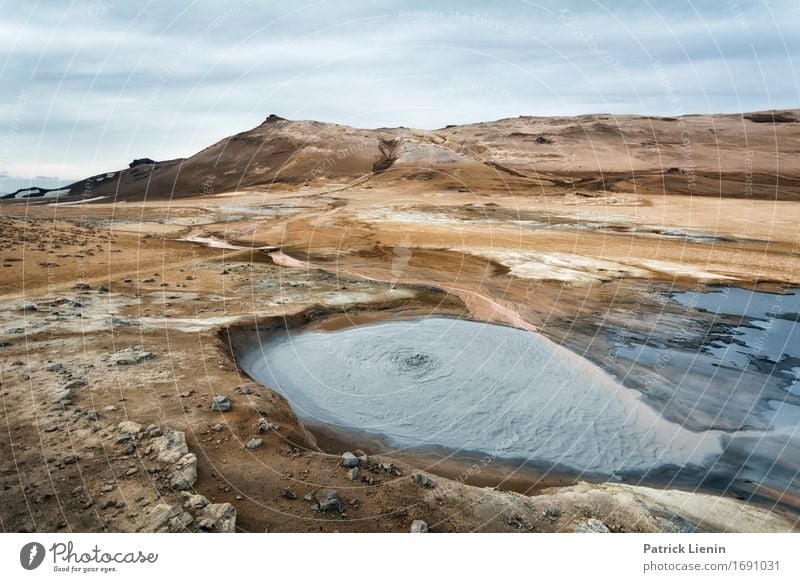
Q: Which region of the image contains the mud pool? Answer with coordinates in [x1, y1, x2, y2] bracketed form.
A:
[237, 286, 800, 509]
[240, 317, 723, 478]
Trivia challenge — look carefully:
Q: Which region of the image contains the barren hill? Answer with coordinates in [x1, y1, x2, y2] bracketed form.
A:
[4, 109, 800, 203]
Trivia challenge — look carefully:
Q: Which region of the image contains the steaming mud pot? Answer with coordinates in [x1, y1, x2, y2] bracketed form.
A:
[239, 316, 724, 480]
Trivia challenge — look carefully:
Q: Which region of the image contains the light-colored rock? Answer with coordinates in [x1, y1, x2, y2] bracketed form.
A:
[150, 431, 189, 464]
[211, 395, 231, 412]
[318, 489, 345, 513]
[184, 494, 210, 511]
[413, 473, 435, 488]
[347, 467, 359, 481]
[111, 345, 154, 365]
[145, 499, 236, 533]
[144, 504, 182, 532]
[341, 452, 359, 468]
[197, 502, 237, 533]
[118, 421, 142, 435]
[257, 417, 275, 433]
[575, 518, 610, 533]
[410, 520, 429, 533]
[246, 437, 263, 450]
[169, 453, 198, 491]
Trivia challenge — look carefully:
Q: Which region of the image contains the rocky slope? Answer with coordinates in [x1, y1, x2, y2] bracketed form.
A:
[4, 109, 800, 202]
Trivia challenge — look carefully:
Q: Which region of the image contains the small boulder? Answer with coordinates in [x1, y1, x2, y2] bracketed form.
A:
[347, 467, 359, 481]
[246, 437, 263, 450]
[150, 431, 189, 464]
[118, 421, 142, 435]
[211, 395, 231, 412]
[413, 473, 435, 488]
[318, 489, 345, 513]
[257, 417, 275, 433]
[576, 518, 610, 533]
[196, 502, 236, 533]
[170, 453, 198, 491]
[410, 520, 429, 533]
[184, 494, 210, 511]
[544, 506, 560, 520]
[111, 346, 154, 365]
[341, 452, 359, 468]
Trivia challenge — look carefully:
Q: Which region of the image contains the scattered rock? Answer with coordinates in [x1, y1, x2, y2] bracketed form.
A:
[47, 362, 64, 372]
[211, 423, 224, 432]
[376, 462, 399, 475]
[257, 417, 275, 433]
[283, 489, 297, 500]
[144, 500, 234, 533]
[211, 395, 231, 412]
[184, 494, 210, 511]
[246, 437, 263, 450]
[170, 453, 198, 491]
[576, 518, 610, 533]
[347, 467, 359, 481]
[410, 520, 429, 533]
[413, 473, 435, 488]
[64, 379, 87, 391]
[317, 489, 345, 514]
[236, 385, 251, 395]
[111, 346, 154, 365]
[198, 502, 236, 533]
[101, 484, 114, 492]
[544, 506, 560, 520]
[73, 283, 91, 291]
[150, 431, 188, 464]
[341, 452, 359, 468]
[118, 420, 142, 435]
[149, 431, 198, 491]
[178, 390, 193, 398]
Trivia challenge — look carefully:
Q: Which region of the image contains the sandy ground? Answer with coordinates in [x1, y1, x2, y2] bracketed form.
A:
[2, 113, 800, 532]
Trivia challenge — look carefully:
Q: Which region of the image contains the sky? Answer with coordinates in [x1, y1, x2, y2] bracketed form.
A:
[1, 0, 798, 190]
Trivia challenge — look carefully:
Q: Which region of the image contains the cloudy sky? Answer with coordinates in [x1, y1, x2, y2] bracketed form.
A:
[1, 0, 798, 190]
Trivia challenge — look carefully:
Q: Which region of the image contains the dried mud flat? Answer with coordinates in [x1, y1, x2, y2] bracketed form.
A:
[2, 112, 800, 533]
